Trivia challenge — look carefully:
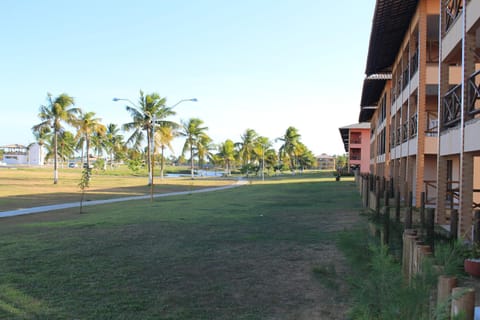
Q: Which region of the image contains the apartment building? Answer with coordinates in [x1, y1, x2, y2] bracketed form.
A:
[316, 153, 336, 171]
[339, 123, 371, 173]
[436, 0, 480, 238]
[0, 143, 45, 165]
[359, 0, 480, 238]
[360, 0, 440, 205]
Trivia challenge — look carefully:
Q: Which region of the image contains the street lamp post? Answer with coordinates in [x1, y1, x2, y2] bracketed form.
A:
[113, 96, 197, 200]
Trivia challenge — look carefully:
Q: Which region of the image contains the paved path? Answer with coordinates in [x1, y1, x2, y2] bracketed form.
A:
[0, 180, 247, 219]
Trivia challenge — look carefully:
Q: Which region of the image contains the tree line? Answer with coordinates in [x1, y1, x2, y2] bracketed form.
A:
[32, 91, 317, 184]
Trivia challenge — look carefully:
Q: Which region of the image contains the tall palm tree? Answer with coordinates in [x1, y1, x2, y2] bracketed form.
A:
[154, 123, 177, 179]
[42, 130, 76, 166]
[32, 93, 79, 184]
[236, 128, 259, 167]
[253, 136, 272, 178]
[278, 126, 302, 172]
[217, 139, 235, 176]
[74, 111, 106, 169]
[105, 123, 125, 168]
[122, 91, 173, 185]
[179, 118, 209, 179]
[195, 134, 214, 171]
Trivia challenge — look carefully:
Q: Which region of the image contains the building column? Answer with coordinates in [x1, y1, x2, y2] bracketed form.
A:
[436, 156, 448, 224]
[459, 152, 474, 238]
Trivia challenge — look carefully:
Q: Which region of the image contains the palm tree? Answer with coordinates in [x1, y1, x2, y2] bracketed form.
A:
[253, 136, 272, 178]
[235, 128, 259, 175]
[122, 91, 173, 185]
[179, 118, 209, 179]
[196, 134, 214, 171]
[42, 130, 76, 166]
[105, 123, 125, 168]
[32, 93, 79, 184]
[217, 139, 235, 176]
[278, 126, 302, 172]
[295, 142, 315, 171]
[58, 131, 77, 166]
[154, 123, 177, 179]
[74, 111, 106, 169]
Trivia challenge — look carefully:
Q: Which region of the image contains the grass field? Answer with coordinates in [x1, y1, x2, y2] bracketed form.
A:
[0, 167, 235, 212]
[0, 169, 363, 319]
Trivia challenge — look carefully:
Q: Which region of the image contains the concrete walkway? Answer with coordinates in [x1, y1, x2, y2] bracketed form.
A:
[0, 180, 247, 219]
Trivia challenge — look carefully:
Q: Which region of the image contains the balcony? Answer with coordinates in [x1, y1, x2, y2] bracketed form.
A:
[409, 113, 418, 138]
[441, 83, 462, 129]
[402, 67, 409, 90]
[468, 69, 480, 117]
[445, 0, 463, 33]
[402, 122, 409, 142]
[410, 49, 419, 79]
[426, 111, 438, 136]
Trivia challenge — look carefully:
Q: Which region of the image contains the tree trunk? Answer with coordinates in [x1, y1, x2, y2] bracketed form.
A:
[53, 130, 58, 184]
[190, 145, 194, 179]
[147, 127, 152, 186]
[160, 146, 165, 179]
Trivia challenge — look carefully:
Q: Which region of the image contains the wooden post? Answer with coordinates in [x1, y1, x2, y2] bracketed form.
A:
[395, 191, 401, 222]
[381, 176, 386, 197]
[426, 208, 435, 254]
[450, 209, 458, 240]
[383, 190, 390, 246]
[365, 175, 370, 209]
[405, 191, 413, 230]
[474, 210, 480, 244]
[375, 179, 381, 218]
[389, 177, 394, 198]
[384, 189, 389, 208]
[420, 192, 425, 231]
[402, 230, 417, 279]
[437, 275, 457, 314]
[451, 287, 475, 320]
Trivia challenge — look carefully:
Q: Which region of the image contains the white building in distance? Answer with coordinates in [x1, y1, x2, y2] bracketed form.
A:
[0, 143, 45, 165]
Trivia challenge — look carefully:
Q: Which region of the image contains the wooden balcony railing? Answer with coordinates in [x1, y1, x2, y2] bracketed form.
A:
[402, 67, 409, 90]
[441, 84, 462, 129]
[410, 113, 418, 138]
[424, 179, 480, 209]
[402, 122, 409, 142]
[424, 180, 437, 205]
[468, 69, 480, 116]
[410, 49, 419, 79]
[426, 111, 438, 136]
[445, 0, 463, 33]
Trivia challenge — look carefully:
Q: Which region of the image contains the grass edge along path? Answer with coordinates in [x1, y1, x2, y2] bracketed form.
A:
[0, 181, 247, 218]
[0, 174, 362, 319]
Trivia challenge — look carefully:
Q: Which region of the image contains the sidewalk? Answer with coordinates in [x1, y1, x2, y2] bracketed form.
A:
[0, 181, 247, 219]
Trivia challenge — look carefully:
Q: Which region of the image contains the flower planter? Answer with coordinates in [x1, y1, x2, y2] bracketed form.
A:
[464, 258, 480, 277]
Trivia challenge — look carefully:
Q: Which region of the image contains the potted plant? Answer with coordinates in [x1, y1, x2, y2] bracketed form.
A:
[464, 243, 480, 277]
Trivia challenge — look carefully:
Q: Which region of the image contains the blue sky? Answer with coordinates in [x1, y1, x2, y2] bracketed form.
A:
[0, 0, 375, 156]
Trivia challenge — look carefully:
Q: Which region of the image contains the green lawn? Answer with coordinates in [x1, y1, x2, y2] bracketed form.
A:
[0, 174, 363, 319]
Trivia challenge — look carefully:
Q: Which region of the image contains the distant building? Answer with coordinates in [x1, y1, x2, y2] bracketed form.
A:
[316, 153, 336, 170]
[0, 143, 45, 165]
[339, 123, 371, 174]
